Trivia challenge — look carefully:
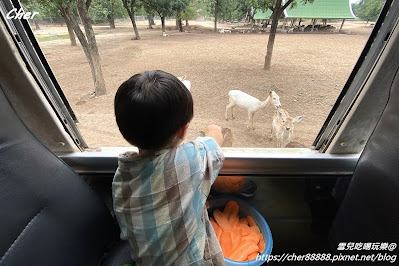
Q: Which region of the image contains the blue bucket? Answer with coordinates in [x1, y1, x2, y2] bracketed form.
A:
[208, 196, 273, 266]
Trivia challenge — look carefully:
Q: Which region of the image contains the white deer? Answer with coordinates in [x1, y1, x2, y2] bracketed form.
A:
[225, 90, 281, 129]
[271, 108, 304, 147]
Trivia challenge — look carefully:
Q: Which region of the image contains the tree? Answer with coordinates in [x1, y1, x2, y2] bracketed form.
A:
[59, 4, 77, 46]
[55, 0, 107, 95]
[90, 0, 125, 28]
[353, 0, 385, 24]
[122, 0, 141, 40]
[204, 0, 224, 32]
[20, 0, 46, 30]
[172, 0, 190, 32]
[181, 2, 197, 26]
[141, 0, 174, 35]
[250, 0, 314, 70]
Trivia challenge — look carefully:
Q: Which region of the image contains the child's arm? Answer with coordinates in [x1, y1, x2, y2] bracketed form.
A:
[205, 124, 224, 147]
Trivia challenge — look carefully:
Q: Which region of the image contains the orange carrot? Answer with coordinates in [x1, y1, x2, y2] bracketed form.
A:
[219, 231, 233, 257]
[214, 209, 232, 231]
[247, 215, 256, 227]
[239, 218, 248, 225]
[242, 231, 261, 245]
[212, 201, 267, 262]
[238, 223, 251, 236]
[224, 200, 240, 226]
[250, 225, 260, 234]
[258, 235, 266, 253]
[231, 228, 242, 250]
[228, 240, 259, 261]
[247, 252, 259, 261]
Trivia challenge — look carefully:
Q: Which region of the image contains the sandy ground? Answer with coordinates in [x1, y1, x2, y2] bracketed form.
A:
[35, 19, 373, 148]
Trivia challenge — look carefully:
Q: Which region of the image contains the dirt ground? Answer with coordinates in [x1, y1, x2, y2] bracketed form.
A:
[35, 20, 372, 148]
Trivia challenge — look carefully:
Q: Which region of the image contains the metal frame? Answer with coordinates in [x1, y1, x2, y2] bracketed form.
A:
[59, 149, 359, 176]
[313, 0, 398, 153]
[0, 0, 87, 150]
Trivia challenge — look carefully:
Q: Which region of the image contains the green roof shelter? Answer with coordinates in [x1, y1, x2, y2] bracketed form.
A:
[283, 0, 356, 19]
[255, 0, 356, 31]
[254, 9, 273, 20]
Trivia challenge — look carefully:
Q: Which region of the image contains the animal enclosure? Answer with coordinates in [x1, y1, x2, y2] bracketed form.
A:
[35, 20, 372, 148]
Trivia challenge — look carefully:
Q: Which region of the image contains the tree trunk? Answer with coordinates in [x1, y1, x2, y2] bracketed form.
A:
[108, 17, 115, 29]
[264, 1, 282, 70]
[176, 12, 183, 32]
[148, 18, 153, 29]
[122, 0, 141, 40]
[66, 21, 77, 46]
[178, 19, 183, 32]
[161, 16, 166, 34]
[175, 18, 179, 30]
[33, 20, 40, 30]
[60, 9, 77, 46]
[186, 19, 189, 26]
[129, 14, 141, 40]
[74, 0, 107, 95]
[214, 0, 218, 32]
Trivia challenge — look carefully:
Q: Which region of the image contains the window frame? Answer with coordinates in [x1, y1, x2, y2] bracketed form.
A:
[0, 0, 87, 151]
[1, 0, 398, 176]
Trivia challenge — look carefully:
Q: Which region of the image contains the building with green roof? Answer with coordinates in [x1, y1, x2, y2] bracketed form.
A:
[283, 0, 355, 19]
[254, 0, 355, 31]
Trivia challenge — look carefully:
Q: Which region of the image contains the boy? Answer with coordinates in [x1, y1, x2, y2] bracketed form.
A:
[112, 70, 226, 265]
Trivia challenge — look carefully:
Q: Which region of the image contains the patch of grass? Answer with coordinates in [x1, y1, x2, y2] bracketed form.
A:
[35, 32, 104, 42]
[36, 34, 71, 42]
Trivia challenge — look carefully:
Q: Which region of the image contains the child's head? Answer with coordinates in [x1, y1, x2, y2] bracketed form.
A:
[114, 70, 193, 150]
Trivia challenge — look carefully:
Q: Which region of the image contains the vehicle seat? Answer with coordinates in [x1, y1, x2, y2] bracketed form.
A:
[0, 87, 130, 264]
[331, 68, 399, 256]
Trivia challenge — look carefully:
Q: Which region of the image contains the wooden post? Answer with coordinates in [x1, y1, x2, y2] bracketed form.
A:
[340, 19, 346, 32]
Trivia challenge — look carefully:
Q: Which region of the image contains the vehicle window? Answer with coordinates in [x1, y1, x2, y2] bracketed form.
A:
[16, 0, 380, 148]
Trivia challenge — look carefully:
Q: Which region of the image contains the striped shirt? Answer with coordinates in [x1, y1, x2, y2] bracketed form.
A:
[112, 137, 225, 266]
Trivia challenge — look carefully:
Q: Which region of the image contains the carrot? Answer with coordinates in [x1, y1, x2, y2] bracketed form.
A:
[211, 201, 267, 262]
[247, 252, 259, 261]
[223, 200, 240, 226]
[247, 215, 256, 227]
[258, 235, 266, 253]
[238, 223, 251, 236]
[214, 209, 232, 231]
[238, 218, 248, 225]
[228, 240, 259, 261]
[241, 231, 261, 245]
[231, 228, 242, 250]
[219, 231, 234, 257]
[250, 225, 261, 234]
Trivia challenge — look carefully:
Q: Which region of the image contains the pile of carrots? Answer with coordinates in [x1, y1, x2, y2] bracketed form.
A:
[210, 200, 266, 262]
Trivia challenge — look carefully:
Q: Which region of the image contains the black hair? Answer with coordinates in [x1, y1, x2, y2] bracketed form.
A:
[114, 70, 193, 149]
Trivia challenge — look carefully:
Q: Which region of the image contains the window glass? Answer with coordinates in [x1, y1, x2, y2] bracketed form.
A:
[19, 0, 376, 148]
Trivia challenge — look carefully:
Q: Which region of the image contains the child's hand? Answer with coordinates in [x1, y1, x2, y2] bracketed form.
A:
[207, 124, 222, 132]
[206, 124, 224, 146]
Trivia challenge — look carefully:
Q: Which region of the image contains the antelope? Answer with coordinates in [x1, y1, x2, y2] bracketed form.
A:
[271, 108, 304, 148]
[225, 90, 281, 129]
